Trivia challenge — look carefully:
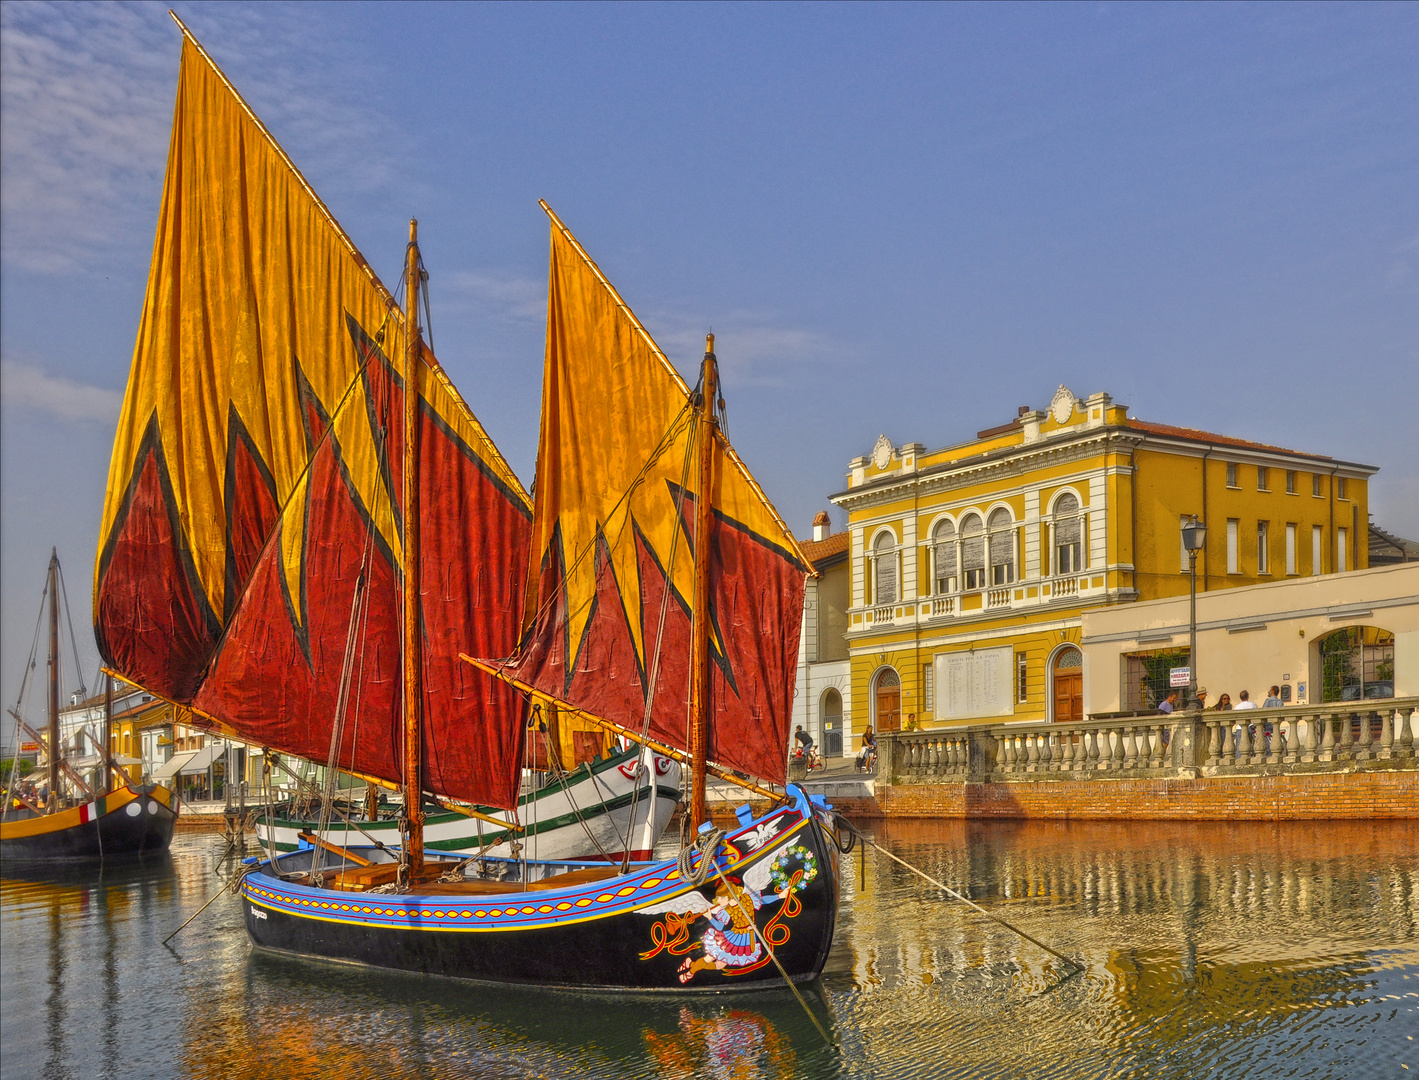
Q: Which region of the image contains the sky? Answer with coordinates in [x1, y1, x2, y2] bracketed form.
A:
[2, 1, 1416, 744]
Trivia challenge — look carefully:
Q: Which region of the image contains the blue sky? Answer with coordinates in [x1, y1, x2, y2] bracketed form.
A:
[2, 2, 1416, 737]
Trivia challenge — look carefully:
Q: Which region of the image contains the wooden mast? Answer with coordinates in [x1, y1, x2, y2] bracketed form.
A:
[401, 220, 425, 874]
[46, 548, 60, 811]
[688, 335, 718, 829]
[103, 674, 115, 793]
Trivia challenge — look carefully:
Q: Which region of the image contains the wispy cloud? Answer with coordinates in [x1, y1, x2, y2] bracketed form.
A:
[0, 1, 403, 276]
[651, 314, 840, 390]
[1, 358, 123, 424]
[445, 270, 548, 323]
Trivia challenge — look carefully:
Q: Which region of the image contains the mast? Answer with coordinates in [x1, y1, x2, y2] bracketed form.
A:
[688, 335, 719, 829]
[401, 220, 424, 874]
[103, 674, 115, 793]
[47, 548, 60, 810]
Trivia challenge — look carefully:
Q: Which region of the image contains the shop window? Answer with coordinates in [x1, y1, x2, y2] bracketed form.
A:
[932, 519, 957, 594]
[1124, 649, 1191, 712]
[1053, 493, 1083, 574]
[1319, 626, 1394, 702]
[961, 514, 985, 590]
[988, 508, 1016, 586]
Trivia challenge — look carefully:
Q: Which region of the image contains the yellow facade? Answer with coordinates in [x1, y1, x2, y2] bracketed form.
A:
[831, 388, 1376, 748]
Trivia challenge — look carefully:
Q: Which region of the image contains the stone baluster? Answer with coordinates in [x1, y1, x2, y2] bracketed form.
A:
[1378, 707, 1395, 759]
[1354, 710, 1374, 762]
[1085, 727, 1100, 768]
[1400, 707, 1416, 758]
[1151, 724, 1167, 768]
[1072, 729, 1087, 769]
[941, 737, 954, 775]
[1279, 716, 1297, 765]
[1022, 732, 1038, 771]
[1042, 732, 1056, 771]
[1205, 720, 1222, 767]
[959, 736, 971, 774]
[1249, 717, 1267, 766]
[1319, 714, 1336, 762]
[1118, 727, 1135, 769]
[1220, 718, 1235, 766]
[1338, 710, 1355, 761]
[1109, 727, 1124, 770]
[1236, 717, 1252, 764]
[1301, 715, 1319, 763]
[1011, 733, 1025, 772]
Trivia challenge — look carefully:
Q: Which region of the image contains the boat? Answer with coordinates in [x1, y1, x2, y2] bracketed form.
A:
[1, 551, 179, 862]
[105, 16, 840, 992]
[258, 743, 680, 862]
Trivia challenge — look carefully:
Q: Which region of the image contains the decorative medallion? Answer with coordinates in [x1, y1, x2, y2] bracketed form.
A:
[872, 434, 894, 470]
[1050, 386, 1078, 425]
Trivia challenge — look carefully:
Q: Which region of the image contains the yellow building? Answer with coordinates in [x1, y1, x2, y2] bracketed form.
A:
[830, 386, 1377, 750]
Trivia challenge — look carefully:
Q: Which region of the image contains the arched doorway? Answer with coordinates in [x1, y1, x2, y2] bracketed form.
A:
[821, 688, 843, 757]
[1319, 626, 1395, 701]
[874, 668, 901, 733]
[1051, 646, 1083, 723]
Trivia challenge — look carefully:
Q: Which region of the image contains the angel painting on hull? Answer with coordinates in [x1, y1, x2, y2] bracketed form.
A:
[677, 875, 789, 984]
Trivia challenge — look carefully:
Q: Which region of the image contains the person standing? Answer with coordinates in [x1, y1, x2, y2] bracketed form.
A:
[1263, 686, 1283, 708]
[1158, 690, 1180, 714]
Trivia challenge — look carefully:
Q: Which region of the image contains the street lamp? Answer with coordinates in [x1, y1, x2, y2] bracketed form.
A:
[1182, 516, 1207, 709]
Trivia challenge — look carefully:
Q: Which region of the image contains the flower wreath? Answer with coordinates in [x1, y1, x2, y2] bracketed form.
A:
[768, 844, 818, 893]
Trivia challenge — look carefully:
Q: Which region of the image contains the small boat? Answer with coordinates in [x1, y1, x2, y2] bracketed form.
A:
[1, 551, 178, 862]
[259, 744, 681, 862]
[103, 16, 838, 992]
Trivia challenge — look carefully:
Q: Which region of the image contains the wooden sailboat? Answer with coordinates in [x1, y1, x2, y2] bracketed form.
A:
[102, 16, 839, 990]
[1, 551, 178, 862]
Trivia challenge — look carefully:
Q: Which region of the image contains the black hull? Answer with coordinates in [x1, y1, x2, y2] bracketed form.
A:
[0, 785, 178, 863]
[243, 788, 841, 993]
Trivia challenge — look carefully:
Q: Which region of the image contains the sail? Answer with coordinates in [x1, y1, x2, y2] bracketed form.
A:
[94, 35, 530, 809]
[494, 210, 809, 785]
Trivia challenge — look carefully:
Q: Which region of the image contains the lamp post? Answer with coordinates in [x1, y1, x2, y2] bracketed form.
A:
[1182, 516, 1208, 709]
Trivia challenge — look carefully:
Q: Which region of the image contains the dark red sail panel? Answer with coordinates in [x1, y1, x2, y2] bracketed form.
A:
[193, 375, 532, 809]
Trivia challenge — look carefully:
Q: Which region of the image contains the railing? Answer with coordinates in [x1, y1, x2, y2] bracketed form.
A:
[878, 698, 1419, 784]
[930, 597, 954, 617]
[869, 605, 895, 625]
[986, 588, 1011, 608]
[1051, 575, 1080, 597]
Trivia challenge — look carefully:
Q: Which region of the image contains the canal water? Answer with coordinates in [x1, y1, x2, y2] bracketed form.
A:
[2, 819, 1416, 1079]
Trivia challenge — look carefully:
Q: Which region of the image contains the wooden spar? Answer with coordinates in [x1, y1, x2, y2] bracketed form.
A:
[46, 549, 59, 811]
[401, 219, 424, 874]
[457, 655, 786, 805]
[103, 673, 115, 793]
[11, 713, 95, 801]
[688, 336, 718, 829]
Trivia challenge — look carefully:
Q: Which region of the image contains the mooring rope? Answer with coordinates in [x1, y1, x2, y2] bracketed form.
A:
[835, 814, 1083, 980]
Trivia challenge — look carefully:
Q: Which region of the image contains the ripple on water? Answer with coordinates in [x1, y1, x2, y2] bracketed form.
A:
[2, 821, 1416, 1080]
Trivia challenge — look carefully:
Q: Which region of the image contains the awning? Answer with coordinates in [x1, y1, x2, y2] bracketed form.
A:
[152, 751, 197, 779]
[113, 755, 143, 766]
[178, 744, 224, 775]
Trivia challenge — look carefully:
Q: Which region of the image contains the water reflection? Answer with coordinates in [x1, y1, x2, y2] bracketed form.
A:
[3, 823, 1416, 1080]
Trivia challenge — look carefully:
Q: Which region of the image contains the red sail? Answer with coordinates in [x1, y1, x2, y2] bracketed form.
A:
[94, 36, 530, 808]
[494, 211, 809, 785]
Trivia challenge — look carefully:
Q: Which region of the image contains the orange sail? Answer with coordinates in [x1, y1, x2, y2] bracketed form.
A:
[496, 207, 809, 785]
[93, 35, 529, 809]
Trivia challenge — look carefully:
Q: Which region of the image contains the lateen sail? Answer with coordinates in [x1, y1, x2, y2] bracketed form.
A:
[94, 37, 530, 809]
[493, 210, 809, 785]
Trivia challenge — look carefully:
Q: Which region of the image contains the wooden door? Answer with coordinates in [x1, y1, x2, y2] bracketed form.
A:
[876, 687, 901, 732]
[1054, 672, 1082, 724]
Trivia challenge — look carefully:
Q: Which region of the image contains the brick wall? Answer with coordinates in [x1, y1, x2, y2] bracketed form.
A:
[843, 768, 1418, 821]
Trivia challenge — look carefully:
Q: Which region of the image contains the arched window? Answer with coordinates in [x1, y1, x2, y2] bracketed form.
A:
[873, 532, 897, 605]
[873, 668, 901, 732]
[960, 514, 985, 590]
[1053, 492, 1083, 575]
[820, 688, 844, 756]
[988, 508, 1016, 586]
[1319, 626, 1395, 702]
[932, 519, 957, 594]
